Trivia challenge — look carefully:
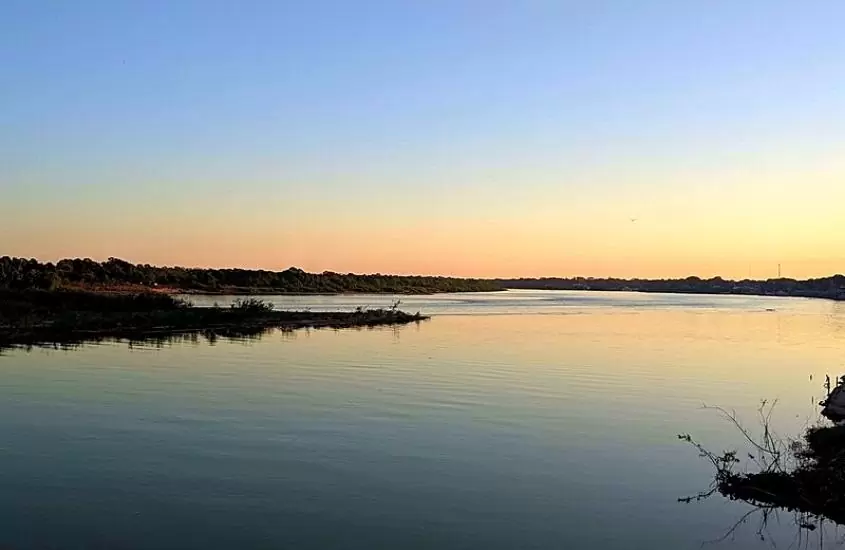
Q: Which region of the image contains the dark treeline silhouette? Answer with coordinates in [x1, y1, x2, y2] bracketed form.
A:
[3, 256, 844, 299]
[0, 257, 501, 294]
[497, 275, 845, 300]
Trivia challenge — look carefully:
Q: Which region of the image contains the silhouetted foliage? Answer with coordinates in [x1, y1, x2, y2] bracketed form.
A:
[681, 388, 845, 533]
[4, 257, 843, 299]
[0, 288, 187, 318]
[498, 274, 845, 300]
[230, 298, 274, 313]
[0, 257, 501, 294]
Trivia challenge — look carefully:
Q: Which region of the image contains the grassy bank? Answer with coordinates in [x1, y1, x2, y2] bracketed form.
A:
[715, 424, 845, 525]
[0, 289, 427, 350]
[681, 397, 845, 529]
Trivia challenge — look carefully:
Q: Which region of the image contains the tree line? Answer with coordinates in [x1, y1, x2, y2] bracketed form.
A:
[496, 275, 845, 299]
[0, 257, 502, 294]
[3, 256, 843, 299]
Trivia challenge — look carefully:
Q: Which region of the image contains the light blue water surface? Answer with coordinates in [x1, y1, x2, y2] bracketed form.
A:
[2, 291, 844, 549]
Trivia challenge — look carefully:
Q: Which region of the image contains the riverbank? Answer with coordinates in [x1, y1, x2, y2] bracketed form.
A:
[86, 282, 843, 302]
[500, 276, 845, 301]
[0, 257, 502, 294]
[0, 289, 428, 350]
[722, 424, 845, 523]
[59, 283, 497, 296]
[4, 257, 843, 300]
[683, 387, 845, 529]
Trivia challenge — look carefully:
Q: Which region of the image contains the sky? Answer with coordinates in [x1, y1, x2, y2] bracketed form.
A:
[2, 1, 844, 279]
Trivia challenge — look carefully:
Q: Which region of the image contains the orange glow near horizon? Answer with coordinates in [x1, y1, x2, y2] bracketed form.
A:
[6, 219, 845, 280]
[4, 145, 845, 281]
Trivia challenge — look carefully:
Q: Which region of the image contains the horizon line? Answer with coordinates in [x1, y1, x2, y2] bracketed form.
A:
[4, 255, 844, 283]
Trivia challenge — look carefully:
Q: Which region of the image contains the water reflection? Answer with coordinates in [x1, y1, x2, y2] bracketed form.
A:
[1, 321, 416, 354]
[0, 326, 275, 354]
[712, 506, 826, 549]
[678, 395, 845, 548]
[1, 295, 845, 549]
[681, 490, 839, 549]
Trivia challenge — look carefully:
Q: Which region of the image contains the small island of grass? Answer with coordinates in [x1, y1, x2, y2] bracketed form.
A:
[0, 288, 427, 351]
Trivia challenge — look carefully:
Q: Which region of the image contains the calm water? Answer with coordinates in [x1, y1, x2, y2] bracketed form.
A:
[3, 290, 845, 549]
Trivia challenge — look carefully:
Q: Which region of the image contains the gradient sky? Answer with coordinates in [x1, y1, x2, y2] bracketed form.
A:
[2, 1, 844, 278]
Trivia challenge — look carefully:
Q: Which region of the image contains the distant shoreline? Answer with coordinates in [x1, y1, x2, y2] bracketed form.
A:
[176, 286, 844, 301]
[172, 287, 507, 296]
[2, 256, 843, 301]
[496, 277, 845, 302]
[0, 257, 501, 295]
[515, 286, 845, 301]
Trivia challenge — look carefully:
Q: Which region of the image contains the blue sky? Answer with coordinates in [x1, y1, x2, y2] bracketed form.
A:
[2, 1, 844, 277]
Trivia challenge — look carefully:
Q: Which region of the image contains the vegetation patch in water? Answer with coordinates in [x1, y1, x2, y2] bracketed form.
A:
[0, 289, 427, 350]
[681, 392, 845, 532]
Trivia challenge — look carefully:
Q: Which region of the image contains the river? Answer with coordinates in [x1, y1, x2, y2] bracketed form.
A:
[2, 290, 844, 549]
